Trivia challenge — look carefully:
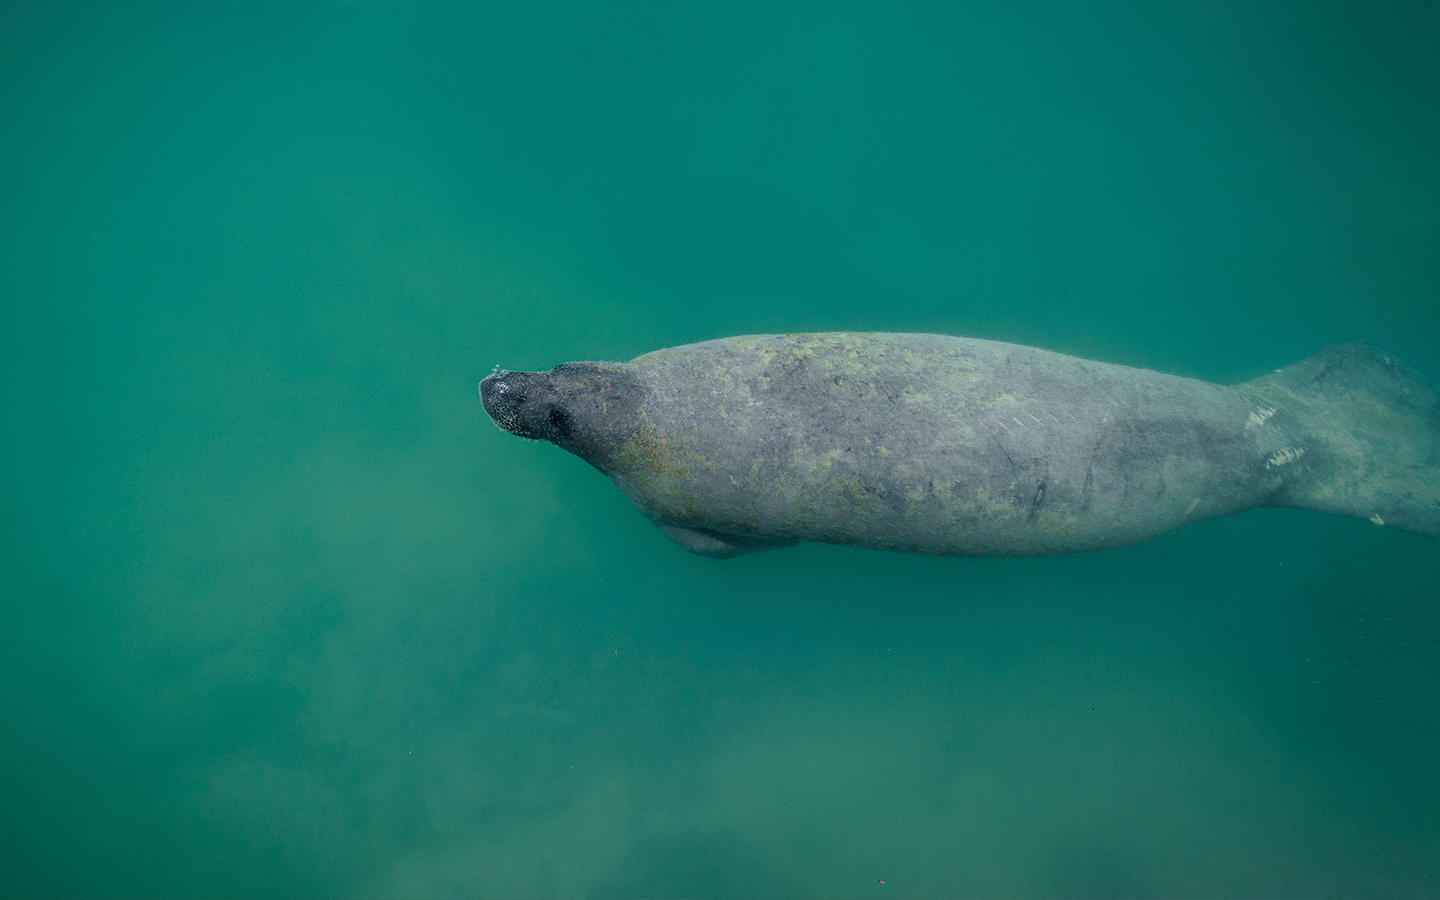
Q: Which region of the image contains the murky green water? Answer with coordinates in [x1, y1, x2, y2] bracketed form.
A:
[3, 2, 1438, 896]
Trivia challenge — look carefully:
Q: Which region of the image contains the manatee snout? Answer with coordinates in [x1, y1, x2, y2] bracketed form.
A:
[480, 369, 572, 442]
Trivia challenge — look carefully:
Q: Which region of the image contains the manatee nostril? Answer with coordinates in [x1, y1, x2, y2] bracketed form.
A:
[480, 377, 521, 403]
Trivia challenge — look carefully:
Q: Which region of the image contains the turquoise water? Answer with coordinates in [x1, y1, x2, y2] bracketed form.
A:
[3, 1, 1438, 896]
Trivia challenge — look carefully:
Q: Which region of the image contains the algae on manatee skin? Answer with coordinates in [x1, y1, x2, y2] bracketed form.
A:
[625, 332, 1038, 547]
[611, 413, 714, 521]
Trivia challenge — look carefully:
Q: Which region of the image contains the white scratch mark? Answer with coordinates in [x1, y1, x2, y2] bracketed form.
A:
[1247, 407, 1277, 428]
[1265, 447, 1305, 469]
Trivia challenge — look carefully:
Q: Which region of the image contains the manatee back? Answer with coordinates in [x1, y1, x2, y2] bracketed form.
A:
[616, 333, 1274, 556]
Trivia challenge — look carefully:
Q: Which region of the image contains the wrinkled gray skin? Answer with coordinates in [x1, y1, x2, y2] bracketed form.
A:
[480, 333, 1440, 558]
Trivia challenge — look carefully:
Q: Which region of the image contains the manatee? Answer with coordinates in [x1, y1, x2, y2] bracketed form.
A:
[479, 333, 1440, 558]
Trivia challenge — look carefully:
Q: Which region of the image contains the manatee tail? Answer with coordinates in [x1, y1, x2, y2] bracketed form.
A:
[1240, 343, 1440, 539]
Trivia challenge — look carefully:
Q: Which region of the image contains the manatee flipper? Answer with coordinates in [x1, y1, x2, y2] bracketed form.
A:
[656, 523, 798, 559]
[1241, 342, 1440, 538]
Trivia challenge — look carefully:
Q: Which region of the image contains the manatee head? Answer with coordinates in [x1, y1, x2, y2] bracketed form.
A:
[479, 363, 645, 470]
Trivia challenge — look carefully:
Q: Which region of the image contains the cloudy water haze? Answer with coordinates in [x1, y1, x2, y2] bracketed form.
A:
[2, 1, 1438, 897]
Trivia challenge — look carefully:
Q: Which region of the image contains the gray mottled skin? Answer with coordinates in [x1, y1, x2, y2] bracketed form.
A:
[480, 333, 1440, 558]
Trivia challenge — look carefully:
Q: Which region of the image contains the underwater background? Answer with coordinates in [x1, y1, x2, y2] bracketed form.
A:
[3, 1, 1438, 896]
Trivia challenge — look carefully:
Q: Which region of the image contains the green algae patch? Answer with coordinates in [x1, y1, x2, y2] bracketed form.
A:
[612, 413, 710, 494]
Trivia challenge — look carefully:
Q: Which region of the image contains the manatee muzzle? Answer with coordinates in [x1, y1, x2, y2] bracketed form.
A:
[480, 370, 541, 439]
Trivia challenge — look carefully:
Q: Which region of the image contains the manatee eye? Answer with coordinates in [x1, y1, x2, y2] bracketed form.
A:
[547, 407, 571, 434]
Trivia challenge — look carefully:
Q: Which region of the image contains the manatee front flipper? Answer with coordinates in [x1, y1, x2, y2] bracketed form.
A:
[656, 523, 798, 559]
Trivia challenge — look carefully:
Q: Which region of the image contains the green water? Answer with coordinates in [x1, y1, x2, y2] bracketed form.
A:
[3, 1, 1438, 896]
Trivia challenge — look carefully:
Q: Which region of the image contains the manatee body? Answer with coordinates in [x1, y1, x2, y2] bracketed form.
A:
[480, 333, 1440, 558]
